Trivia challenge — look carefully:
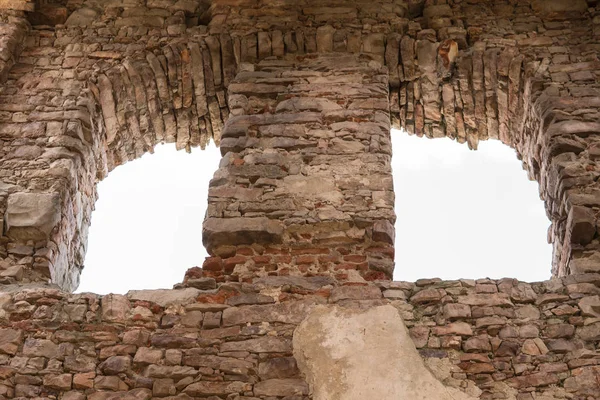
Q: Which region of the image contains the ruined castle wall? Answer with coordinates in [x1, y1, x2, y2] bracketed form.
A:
[0, 1, 599, 397]
[202, 54, 395, 283]
[1, 276, 600, 399]
[0, 1, 235, 290]
[0, 0, 596, 291]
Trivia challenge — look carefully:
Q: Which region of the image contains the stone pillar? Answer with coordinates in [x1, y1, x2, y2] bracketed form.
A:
[202, 53, 395, 283]
[0, 17, 99, 291]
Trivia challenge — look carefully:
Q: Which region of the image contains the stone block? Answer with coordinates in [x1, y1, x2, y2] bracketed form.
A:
[578, 296, 600, 317]
[568, 206, 596, 245]
[443, 303, 471, 319]
[127, 288, 201, 307]
[329, 285, 382, 303]
[0, 265, 23, 281]
[182, 381, 250, 396]
[203, 217, 284, 251]
[153, 379, 176, 397]
[570, 253, 600, 274]
[220, 336, 291, 353]
[0, 328, 22, 355]
[458, 293, 513, 307]
[99, 356, 131, 374]
[258, 357, 299, 379]
[253, 379, 309, 397]
[531, 0, 588, 15]
[43, 374, 72, 391]
[372, 220, 395, 244]
[23, 338, 59, 359]
[134, 348, 163, 365]
[101, 294, 131, 322]
[5, 192, 61, 240]
[64, 7, 99, 26]
[547, 120, 600, 137]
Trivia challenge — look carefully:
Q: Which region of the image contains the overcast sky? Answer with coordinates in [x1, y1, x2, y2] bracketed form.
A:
[76, 131, 552, 294]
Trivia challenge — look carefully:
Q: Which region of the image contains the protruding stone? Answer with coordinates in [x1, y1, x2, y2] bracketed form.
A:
[5, 192, 61, 240]
[568, 206, 596, 245]
[372, 220, 395, 244]
[578, 296, 600, 317]
[203, 217, 284, 251]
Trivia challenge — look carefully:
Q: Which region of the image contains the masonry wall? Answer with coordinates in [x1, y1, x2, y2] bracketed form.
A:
[1, 275, 600, 399]
[0, 0, 598, 291]
[0, 0, 599, 398]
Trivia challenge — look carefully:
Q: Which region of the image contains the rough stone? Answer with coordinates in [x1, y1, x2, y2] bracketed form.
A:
[5, 193, 61, 240]
[293, 305, 475, 399]
[127, 288, 201, 307]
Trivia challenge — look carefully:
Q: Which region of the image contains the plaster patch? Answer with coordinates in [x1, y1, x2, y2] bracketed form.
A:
[293, 304, 477, 400]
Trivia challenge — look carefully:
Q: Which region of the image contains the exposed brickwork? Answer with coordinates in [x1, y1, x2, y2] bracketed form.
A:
[202, 54, 395, 283]
[0, 0, 597, 289]
[0, 0, 599, 397]
[1, 276, 600, 398]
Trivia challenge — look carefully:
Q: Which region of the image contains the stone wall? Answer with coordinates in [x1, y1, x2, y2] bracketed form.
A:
[0, 0, 596, 290]
[0, 0, 599, 398]
[1, 275, 600, 399]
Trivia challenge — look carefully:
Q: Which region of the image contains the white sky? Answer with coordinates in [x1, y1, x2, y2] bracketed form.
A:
[76, 130, 552, 294]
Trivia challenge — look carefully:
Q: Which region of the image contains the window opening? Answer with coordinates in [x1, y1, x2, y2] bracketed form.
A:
[391, 130, 552, 282]
[77, 143, 222, 294]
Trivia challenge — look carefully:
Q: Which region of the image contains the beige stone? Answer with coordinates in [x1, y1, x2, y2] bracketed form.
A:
[127, 288, 201, 307]
[293, 305, 476, 400]
[5, 192, 61, 240]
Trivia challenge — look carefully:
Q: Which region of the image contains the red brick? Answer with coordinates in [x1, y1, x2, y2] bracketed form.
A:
[364, 271, 388, 281]
[291, 248, 330, 255]
[202, 257, 223, 272]
[318, 255, 339, 263]
[184, 266, 203, 280]
[252, 255, 271, 265]
[336, 247, 351, 255]
[223, 255, 247, 267]
[265, 247, 290, 255]
[236, 247, 254, 256]
[274, 255, 292, 263]
[365, 246, 395, 258]
[333, 263, 355, 270]
[296, 255, 316, 264]
[343, 254, 366, 263]
[201, 270, 223, 279]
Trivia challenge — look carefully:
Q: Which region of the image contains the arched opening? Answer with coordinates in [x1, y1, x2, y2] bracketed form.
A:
[391, 130, 552, 282]
[76, 143, 222, 294]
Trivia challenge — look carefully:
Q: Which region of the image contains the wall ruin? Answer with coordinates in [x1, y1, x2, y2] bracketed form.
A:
[0, 0, 599, 398]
